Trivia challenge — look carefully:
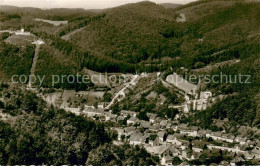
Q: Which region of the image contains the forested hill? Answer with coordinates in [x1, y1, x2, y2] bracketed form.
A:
[68, 1, 176, 65]
[57, 0, 260, 72]
[1, 0, 259, 74]
[0, 85, 157, 165]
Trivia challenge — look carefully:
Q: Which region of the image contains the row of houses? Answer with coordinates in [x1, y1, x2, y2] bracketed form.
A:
[58, 93, 260, 165]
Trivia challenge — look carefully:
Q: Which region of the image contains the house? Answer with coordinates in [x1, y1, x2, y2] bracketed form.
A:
[183, 103, 190, 113]
[121, 110, 137, 117]
[200, 91, 212, 99]
[140, 121, 150, 129]
[83, 107, 104, 117]
[116, 115, 125, 122]
[235, 136, 247, 145]
[230, 157, 245, 166]
[165, 123, 172, 129]
[197, 130, 206, 137]
[149, 124, 160, 132]
[141, 133, 151, 145]
[98, 102, 109, 109]
[129, 132, 143, 145]
[166, 135, 182, 146]
[124, 126, 136, 136]
[160, 120, 168, 128]
[166, 73, 198, 95]
[178, 123, 188, 130]
[32, 40, 45, 45]
[252, 142, 260, 159]
[114, 128, 125, 141]
[206, 132, 234, 143]
[15, 28, 31, 35]
[155, 117, 163, 124]
[145, 145, 171, 158]
[148, 113, 157, 123]
[168, 104, 183, 111]
[161, 155, 173, 166]
[168, 146, 181, 157]
[104, 112, 117, 121]
[180, 126, 199, 137]
[149, 135, 160, 146]
[222, 133, 235, 143]
[157, 131, 167, 143]
[127, 117, 139, 125]
[192, 147, 203, 153]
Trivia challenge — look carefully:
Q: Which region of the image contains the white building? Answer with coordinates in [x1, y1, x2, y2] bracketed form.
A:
[161, 155, 173, 166]
[15, 28, 31, 36]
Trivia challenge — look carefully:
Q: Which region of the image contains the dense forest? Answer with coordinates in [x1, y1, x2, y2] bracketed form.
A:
[0, 85, 157, 165]
[0, 86, 110, 164]
[0, 36, 35, 82]
[86, 143, 158, 165]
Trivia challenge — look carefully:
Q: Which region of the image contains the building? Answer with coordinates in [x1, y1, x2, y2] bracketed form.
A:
[121, 110, 137, 117]
[83, 107, 104, 117]
[157, 131, 166, 143]
[113, 128, 124, 141]
[127, 117, 139, 125]
[145, 145, 171, 158]
[149, 135, 160, 146]
[161, 155, 173, 166]
[166, 134, 182, 146]
[148, 113, 157, 123]
[104, 112, 117, 121]
[129, 132, 143, 145]
[15, 28, 31, 35]
[98, 102, 109, 109]
[200, 91, 212, 99]
[166, 73, 198, 95]
[32, 39, 45, 45]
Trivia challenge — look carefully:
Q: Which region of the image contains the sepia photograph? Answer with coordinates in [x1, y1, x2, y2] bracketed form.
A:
[0, 0, 260, 165]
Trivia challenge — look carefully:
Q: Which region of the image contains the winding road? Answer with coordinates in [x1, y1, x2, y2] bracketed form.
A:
[105, 75, 139, 109]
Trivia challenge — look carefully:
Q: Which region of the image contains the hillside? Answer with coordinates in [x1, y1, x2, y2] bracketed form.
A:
[69, 1, 176, 64]
[0, 84, 158, 165]
[0, 0, 259, 126]
[0, 0, 260, 165]
[160, 3, 182, 8]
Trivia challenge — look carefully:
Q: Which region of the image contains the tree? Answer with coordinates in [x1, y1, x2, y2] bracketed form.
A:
[103, 92, 112, 102]
[137, 111, 149, 121]
[112, 102, 120, 114]
[172, 157, 182, 165]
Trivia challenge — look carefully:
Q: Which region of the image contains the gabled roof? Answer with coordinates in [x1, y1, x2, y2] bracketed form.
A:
[145, 145, 171, 155]
[148, 113, 157, 119]
[124, 126, 136, 133]
[166, 134, 176, 140]
[166, 73, 197, 94]
[157, 131, 166, 138]
[130, 132, 143, 142]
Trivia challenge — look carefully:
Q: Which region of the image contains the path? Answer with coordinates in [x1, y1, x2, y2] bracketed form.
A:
[28, 44, 41, 88]
[105, 75, 139, 109]
[176, 13, 186, 22]
[61, 27, 85, 40]
[0, 30, 14, 34]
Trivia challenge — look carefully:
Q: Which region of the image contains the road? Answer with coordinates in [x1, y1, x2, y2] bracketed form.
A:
[28, 44, 41, 88]
[105, 75, 139, 109]
[61, 27, 85, 40]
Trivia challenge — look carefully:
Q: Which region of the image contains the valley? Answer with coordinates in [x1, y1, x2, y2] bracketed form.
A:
[0, 0, 260, 165]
